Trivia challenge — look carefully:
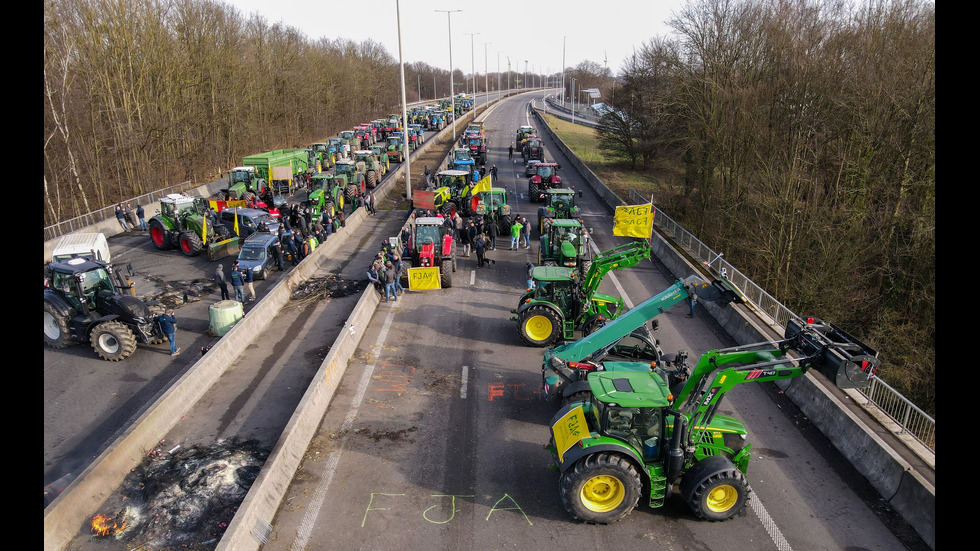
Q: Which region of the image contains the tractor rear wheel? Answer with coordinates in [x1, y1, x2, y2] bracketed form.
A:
[179, 231, 204, 256]
[367, 170, 378, 189]
[518, 305, 562, 347]
[559, 452, 642, 523]
[43, 302, 72, 349]
[90, 320, 138, 361]
[148, 219, 171, 250]
[529, 182, 539, 202]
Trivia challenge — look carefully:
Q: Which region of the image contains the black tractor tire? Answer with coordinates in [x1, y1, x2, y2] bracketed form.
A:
[529, 182, 539, 203]
[345, 184, 359, 202]
[43, 301, 73, 349]
[242, 191, 255, 203]
[367, 170, 378, 189]
[440, 259, 453, 288]
[680, 456, 751, 521]
[148, 218, 172, 250]
[581, 316, 606, 336]
[179, 231, 205, 257]
[562, 390, 593, 407]
[440, 201, 457, 218]
[90, 320, 138, 361]
[518, 305, 562, 347]
[559, 452, 642, 524]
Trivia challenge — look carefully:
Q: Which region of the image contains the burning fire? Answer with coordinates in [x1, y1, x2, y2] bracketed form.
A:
[91, 513, 128, 537]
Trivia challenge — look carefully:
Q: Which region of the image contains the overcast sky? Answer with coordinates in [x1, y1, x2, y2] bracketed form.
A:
[222, 0, 685, 77]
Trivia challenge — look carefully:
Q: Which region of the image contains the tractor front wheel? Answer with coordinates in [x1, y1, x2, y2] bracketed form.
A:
[440, 259, 453, 288]
[179, 231, 205, 257]
[680, 456, 750, 521]
[559, 452, 642, 523]
[90, 320, 138, 361]
[518, 305, 562, 347]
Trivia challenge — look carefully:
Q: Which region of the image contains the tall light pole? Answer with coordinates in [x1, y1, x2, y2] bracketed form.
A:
[524, 60, 528, 90]
[436, 9, 461, 142]
[496, 50, 501, 101]
[464, 32, 479, 95]
[571, 77, 576, 125]
[396, 0, 412, 201]
[507, 56, 511, 92]
[483, 41, 490, 108]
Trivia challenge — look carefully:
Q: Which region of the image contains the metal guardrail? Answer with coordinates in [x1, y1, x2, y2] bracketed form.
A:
[629, 189, 935, 452]
[43, 180, 197, 242]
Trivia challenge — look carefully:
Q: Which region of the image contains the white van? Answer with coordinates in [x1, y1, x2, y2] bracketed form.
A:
[50, 232, 111, 264]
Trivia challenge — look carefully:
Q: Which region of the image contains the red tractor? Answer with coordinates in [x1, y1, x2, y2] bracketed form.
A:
[528, 162, 563, 202]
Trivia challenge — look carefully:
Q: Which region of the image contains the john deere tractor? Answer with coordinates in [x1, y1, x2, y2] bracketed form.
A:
[44, 258, 165, 361]
[512, 240, 651, 347]
[147, 193, 231, 257]
[353, 150, 383, 189]
[305, 173, 345, 218]
[537, 188, 583, 232]
[334, 159, 365, 203]
[386, 134, 406, 164]
[545, 315, 877, 524]
[538, 218, 592, 275]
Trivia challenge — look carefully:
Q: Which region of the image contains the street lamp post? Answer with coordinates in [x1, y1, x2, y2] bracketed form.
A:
[464, 32, 479, 96]
[396, 0, 412, 200]
[436, 9, 461, 142]
[484, 41, 490, 109]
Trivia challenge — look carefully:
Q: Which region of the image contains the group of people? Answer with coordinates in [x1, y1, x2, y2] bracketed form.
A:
[115, 202, 146, 232]
[213, 260, 258, 304]
[365, 239, 404, 302]
[510, 216, 531, 250]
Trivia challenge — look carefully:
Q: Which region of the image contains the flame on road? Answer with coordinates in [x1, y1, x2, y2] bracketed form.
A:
[91, 513, 127, 537]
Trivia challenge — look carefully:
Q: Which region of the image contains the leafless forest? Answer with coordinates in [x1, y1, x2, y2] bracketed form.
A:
[43, 0, 934, 413]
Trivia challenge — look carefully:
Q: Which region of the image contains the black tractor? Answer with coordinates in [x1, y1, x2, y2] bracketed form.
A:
[43, 258, 165, 361]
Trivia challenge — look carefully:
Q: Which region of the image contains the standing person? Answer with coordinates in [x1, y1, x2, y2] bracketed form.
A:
[136, 203, 147, 231]
[115, 203, 131, 232]
[392, 254, 405, 295]
[474, 232, 486, 268]
[271, 238, 284, 272]
[126, 203, 139, 229]
[214, 263, 229, 301]
[155, 308, 180, 356]
[230, 261, 245, 302]
[467, 221, 478, 258]
[366, 264, 383, 297]
[487, 217, 498, 250]
[508, 145, 514, 159]
[526, 262, 536, 290]
[520, 216, 531, 249]
[491, 164, 498, 183]
[510, 217, 523, 250]
[383, 261, 398, 302]
[243, 264, 256, 302]
[460, 220, 472, 257]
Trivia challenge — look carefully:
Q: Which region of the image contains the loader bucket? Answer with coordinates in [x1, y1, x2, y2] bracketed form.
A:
[207, 236, 241, 261]
[787, 317, 879, 390]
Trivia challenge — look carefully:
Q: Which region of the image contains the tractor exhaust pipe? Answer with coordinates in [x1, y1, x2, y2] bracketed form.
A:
[666, 409, 687, 487]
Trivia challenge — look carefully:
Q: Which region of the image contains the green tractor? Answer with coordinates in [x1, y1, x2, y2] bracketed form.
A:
[370, 144, 391, 174]
[353, 150, 383, 189]
[334, 159, 365, 203]
[537, 188, 582, 232]
[147, 193, 232, 257]
[516, 125, 536, 150]
[338, 130, 358, 149]
[545, 316, 878, 523]
[512, 240, 651, 347]
[305, 173, 345, 218]
[429, 170, 511, 228]
[309, 143, 334, 171]
[223, 166, 267, 203]
[538, 218, 592, 274]
[386, 133, 406, 164]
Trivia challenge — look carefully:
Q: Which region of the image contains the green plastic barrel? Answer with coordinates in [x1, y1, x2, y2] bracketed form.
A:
[209, 300, 244, 336]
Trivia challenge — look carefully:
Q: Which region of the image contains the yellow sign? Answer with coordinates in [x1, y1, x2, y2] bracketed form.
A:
[613, 203, 654, 238]
[408, 267, 441, 290]
[552, 404, 587, 463]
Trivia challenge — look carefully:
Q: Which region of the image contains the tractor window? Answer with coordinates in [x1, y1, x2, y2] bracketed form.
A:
[537, 166, 555, 178]
[416, 225, 440, 248]
[78, 267, 115, 306]
[604, 406, 661, 454]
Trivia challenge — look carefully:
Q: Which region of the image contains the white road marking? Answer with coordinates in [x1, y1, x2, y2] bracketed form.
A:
[461, 366, 469, 399]
[290, 308, 397, 551]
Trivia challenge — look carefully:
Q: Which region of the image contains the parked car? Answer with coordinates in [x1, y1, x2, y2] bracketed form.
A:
[219, 208, 280, 239]
[236, 232, 280, 280]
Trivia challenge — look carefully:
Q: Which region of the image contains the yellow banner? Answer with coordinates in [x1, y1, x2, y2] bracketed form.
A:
[552, 404, 587, 463]
[201, 212, 207, 244]
[233, 207, 239, 236]
[613, 203, 654, 238]
[408, 266, 441, 290]
[471, 174, 492, 195]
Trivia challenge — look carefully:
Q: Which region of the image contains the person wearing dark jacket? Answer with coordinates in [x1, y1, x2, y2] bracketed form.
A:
[230, 262, 245, 302]
[214, 264, 229, 300]
[487, 218, 498, 250]
[474, 232, 487, 268]
[155, 308, 180, 356]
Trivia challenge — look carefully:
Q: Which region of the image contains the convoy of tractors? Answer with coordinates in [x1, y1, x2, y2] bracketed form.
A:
[44, 95, 880, 533]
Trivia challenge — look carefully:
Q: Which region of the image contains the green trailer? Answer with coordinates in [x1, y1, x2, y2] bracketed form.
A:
[242, 149, 310, 197]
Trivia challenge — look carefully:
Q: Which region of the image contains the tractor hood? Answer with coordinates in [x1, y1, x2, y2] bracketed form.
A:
[102, 294, 154, 324]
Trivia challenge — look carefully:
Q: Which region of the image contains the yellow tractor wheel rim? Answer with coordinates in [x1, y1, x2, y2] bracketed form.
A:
[580, 475, 625, 512]
[524, 315, 553, 342]
[706, 484, 739, 512]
